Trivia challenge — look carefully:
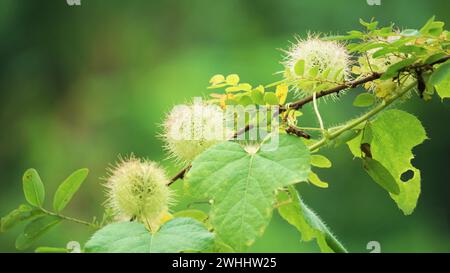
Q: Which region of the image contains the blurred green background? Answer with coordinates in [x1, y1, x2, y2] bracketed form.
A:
[1, 0, 449, 253]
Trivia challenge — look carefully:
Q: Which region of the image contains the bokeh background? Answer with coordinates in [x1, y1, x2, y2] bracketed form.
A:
[0, 0, 449, 253]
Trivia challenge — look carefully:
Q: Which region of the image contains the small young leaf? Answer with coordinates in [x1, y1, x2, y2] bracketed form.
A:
[429, 60, 450, 99]
[353, 93, 375, 107]
[275, 84, 288, 105]
[380, 58, 417, 80]
[309, 66, 319, 78]
[15, 215, 62, 250]
[362, 157, 400, 195]
[400, 29, 419, 37]
[225, 74, 240, 86]
[173, 209, 209, 223]
[53, 168, 89, 212]
[294, 59, 305, 76]
[264, 92, 279, 105]
[237, 95, 254, 106]
[311, 154, 332, 168]
[250, 89, 265, 105]
[35, 246, 68, 253]
[1, 204, 44, 232]
[308, 172, 329, 188]
[209, 74, 225, 85]
[424, 52, 446, 65]
[22, 169, 45, 207]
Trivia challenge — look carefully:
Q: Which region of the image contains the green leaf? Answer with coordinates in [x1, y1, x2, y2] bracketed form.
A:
[308, 172, 328, 188]
[186, 134, 310, 251]
[173, 209, 209, 223]
[264, 92, 279, 105]
[398, 45, 427, 55]
[359, 18, 378, 30]
[35, 246, 68, 253]
[348, 109, 427, 215]
[1, 204, 44, 232]
[15, 215, 62, 250]
[400, 29, 419, 37]
[85, 218, 214, 253]
[149, 217, 214, 253]
[429, 60, 450, 99]
[353, 93, 375, 107]
[294, 59, 305, 76]
[328, 129, 361, 148]
[85, 221, 151, 253]
[250, 89, 265, 105]
[424, 52, 446, 64]
[372, 47, 399, 59]
[22, 169, 45, 207]
[380, 58, 417, 80]
[309, 66, 319, 78]
[53, 168, 89, 212]
[419, 16, 444, 36]
[362, 157, 400, 195]
[237, 95, 253, 107]
[277, 186, 346, 253]
[311, 154, 332, 168]
[419, 16, 436, 34]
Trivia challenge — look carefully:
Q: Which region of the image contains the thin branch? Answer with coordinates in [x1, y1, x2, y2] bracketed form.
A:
[40, 208, 99, 229]
[168, 55, 449, 184]
[309, 80, 417, 152]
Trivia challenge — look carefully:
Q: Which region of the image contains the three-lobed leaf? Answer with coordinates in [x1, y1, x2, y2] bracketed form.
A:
[185, 134, 310, 251]
[84, 218, 214, 253]
[348, 109, 427, 214]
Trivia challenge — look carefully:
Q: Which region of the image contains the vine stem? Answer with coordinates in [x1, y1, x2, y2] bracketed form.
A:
[308, 80, 417, 152]
[168, 55, 449, 184]
[312, 92, 325, 132]
[40, 207, 99, 229]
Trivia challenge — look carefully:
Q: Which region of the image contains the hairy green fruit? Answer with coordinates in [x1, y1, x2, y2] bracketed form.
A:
[162, 99, 231, 163]
[283, 36, 351, 96]
[104, 156, 173, 231]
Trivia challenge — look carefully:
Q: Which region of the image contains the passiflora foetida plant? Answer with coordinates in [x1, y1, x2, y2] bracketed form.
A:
[1, 17, 450, 253]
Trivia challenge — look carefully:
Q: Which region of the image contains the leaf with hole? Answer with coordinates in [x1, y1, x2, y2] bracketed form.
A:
[362, 157, 400, 195]
[348, 109, 427, 214]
